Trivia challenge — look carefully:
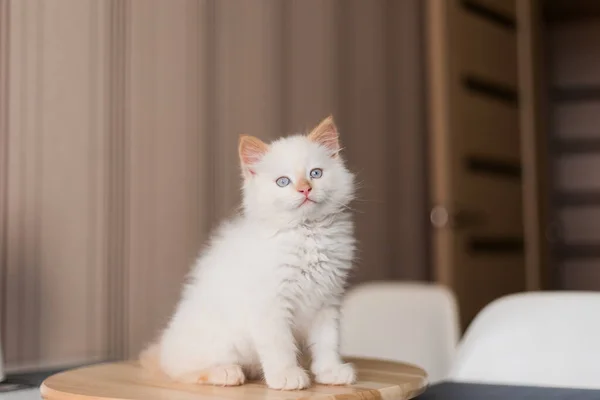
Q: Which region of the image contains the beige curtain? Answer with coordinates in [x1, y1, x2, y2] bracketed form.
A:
[0, 0, 425, 370]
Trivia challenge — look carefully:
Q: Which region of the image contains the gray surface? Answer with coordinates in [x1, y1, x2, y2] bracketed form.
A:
[2, 369, 64, 388]
[0, 388, 40, 400]
[0, 367, 68, 399]
[417, 382, 600, 400]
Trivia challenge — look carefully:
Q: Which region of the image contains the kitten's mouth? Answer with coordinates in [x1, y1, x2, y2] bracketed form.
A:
[299, 198, 316, 207]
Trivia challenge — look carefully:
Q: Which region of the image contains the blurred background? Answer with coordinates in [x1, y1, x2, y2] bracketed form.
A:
[0, 0, 594, 376]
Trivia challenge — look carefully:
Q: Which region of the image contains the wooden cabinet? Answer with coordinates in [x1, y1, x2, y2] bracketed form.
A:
[544, 0, 600, 290]
[426, 0, 600, 329]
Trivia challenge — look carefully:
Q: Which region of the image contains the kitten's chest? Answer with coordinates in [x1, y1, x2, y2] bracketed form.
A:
[288, 223, 351, 269]
[276, 219, 355, 305]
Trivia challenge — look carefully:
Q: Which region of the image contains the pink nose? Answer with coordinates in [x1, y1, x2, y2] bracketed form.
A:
[298, 187, 312, 196]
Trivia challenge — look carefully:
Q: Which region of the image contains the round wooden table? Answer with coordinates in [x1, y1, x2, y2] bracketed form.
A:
[40, 358, 428, 400]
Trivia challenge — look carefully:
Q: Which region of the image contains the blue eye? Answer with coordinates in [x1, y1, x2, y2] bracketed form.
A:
[310, 168, 323, 179]
[276, 176, 290, 187]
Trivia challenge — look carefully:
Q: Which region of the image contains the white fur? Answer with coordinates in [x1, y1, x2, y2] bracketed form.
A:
[150, 134, 356, 390]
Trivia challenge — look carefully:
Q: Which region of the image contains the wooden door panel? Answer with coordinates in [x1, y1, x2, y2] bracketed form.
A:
[560, 207, 600, 243]
[458, 247, 526, 323]
[458, 92, 520, 160]
[456, 176, 523, 237]
[561, 260, 600, 291]
[457, 5, 518, 86]
[427, 0, 538, 329]
[551, 21, 600, 87]
[545, 0, 600, 19]
[557, 155, 600, 191]
[555, 102, 600, 139]
[468, 0, 516, 18]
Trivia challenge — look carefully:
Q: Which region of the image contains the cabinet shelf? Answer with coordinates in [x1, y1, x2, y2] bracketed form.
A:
[553, 87, 600, 102]
[554, 138, 600, 154]
[555, 243, 600, 260]
[556, 191, 600, 207]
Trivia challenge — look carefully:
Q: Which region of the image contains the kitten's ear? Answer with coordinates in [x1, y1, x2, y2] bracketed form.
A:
[308, 115, 340, 157]
[239, 134, 268, 177]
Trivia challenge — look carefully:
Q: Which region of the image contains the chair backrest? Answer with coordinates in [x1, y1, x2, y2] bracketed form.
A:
[340, 282, 460, 383]
[450, 291, 600, 389]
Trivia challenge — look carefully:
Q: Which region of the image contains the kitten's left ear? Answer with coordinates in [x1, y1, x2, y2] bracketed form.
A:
[239, 134, 269, 177]
[308, 115, 340, 157]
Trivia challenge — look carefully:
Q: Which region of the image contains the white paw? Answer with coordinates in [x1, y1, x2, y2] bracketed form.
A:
[314, 363, 356, 386]
[197, 364, 245, 386]
[265, 366, 311, 390]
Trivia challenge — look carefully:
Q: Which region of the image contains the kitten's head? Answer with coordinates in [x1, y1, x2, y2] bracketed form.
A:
[239, 115, 355, 222]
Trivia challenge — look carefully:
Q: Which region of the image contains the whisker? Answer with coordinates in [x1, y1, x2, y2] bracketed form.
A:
[329, 198, 364, 214]
[351, 198, 385, 204]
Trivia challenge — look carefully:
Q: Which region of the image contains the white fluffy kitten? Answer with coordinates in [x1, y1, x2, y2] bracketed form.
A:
[141, 116, 357, 390]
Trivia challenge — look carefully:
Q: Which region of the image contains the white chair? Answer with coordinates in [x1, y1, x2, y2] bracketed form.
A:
[450, 291, 600, 389]
[340, 282, 460, 383]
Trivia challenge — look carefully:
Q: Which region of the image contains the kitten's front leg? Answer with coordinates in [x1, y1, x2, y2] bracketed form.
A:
[252, 314, 310, 390]
[309, 306, 356, 385]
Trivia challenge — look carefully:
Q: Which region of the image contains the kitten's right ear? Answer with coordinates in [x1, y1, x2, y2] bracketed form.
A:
[238, 134, 269, 177]
[308, 115, 340, 157]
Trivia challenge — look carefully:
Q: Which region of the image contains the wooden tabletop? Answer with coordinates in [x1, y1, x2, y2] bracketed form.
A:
[40, 358, 428, 400]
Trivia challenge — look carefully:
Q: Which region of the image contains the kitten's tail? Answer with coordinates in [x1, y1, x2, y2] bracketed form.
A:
[139, 343, 164, 377]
